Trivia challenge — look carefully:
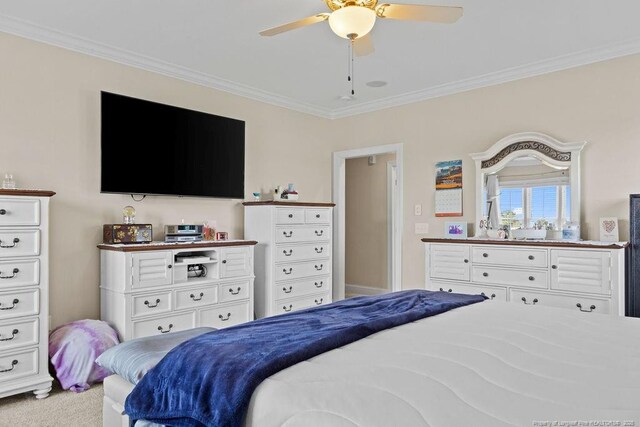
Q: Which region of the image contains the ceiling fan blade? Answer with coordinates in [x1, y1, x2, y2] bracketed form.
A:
[259, 13, 330, 36]
[353, 34, 375, 57]
[376, 4, 463, 23]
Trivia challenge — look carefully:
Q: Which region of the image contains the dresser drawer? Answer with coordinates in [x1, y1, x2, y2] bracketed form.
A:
[0, 289, 39, 320]
[132, 311, 196, 339]
[276, 276, 331, 300]
[0, 348, 38, 383]
[200, 301, 251, 329]
[0, 230, 40, 258]
[275, 208, 305, 225]
[276, 260, 330, 282]
[0, 317, 38, 352]
[0, 198, 40, 227]
[472, 247, 547, 268]
[274, 292, 331, 315]
[276, 226, 330, 244]
[472, 266, 548, 289]
[219, 280, 250, 303]
[275, 243, 330, 263]
[175, 285, 218, 310]
[0, 259, 39, 289]
[305, 209, 330, 224]
[434, 283, 507, 301]
[510, 289, 611, 314]
[131, 291, 172, 319]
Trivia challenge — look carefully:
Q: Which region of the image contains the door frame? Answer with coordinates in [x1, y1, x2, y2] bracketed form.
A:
[387, 160, 397, 292]
[332, 143, 404, 301]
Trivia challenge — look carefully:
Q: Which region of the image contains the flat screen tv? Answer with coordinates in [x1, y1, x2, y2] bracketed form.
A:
[101, 92, 245, 198]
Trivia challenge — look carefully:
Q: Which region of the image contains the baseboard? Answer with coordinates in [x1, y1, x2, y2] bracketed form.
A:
[345, 284, 387, 296]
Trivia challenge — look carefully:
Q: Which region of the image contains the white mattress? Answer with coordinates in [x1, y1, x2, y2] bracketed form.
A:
[245, 302, 640, 427]
[106, 302, 640, 427]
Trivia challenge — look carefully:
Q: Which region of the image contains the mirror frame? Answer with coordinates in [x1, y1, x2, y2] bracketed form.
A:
[470, 132, 587, 232]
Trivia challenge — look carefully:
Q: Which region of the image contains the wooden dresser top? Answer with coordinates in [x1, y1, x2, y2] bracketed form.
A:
[98, 240, 258, 252]
[242, 201, 335, 207]
[421, 237, 629, 250]
[0, 189, 56, 197]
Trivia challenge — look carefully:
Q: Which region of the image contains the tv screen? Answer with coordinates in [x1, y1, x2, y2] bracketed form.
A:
[101, 92, 245, 198]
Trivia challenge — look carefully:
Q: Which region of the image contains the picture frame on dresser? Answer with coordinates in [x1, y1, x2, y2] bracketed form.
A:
[0, 189, 56, 400]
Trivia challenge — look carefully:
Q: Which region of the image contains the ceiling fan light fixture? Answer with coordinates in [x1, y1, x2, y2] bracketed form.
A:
[328, 6, 376, 39]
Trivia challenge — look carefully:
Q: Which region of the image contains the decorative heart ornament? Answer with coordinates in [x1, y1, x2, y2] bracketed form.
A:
[603, 220, 616, 233]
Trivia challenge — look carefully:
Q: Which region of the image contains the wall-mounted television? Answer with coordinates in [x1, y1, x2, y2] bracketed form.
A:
[101, 92, 245, 199]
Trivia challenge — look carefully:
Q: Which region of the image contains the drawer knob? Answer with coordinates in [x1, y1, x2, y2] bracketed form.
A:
[521, 297, 538, 305]
[218, 313, 232, 321]
[463, 259, 469, 263]
[0, 238, 19, 249]
[316, 214, 321, 218]
[283, 249, 293, 256]
[190, 292, 204, 301]
[283, 304, 293, 313]
[551, 265, 558, 270]
[0, 359, 18, 373]
[576, 303, 596, 313]
[528, 276, 535, 281]
[482, 272, 489, 277]
[482, 253, 489, 258]
[283, 268, 293, 275]
[0, 328, 18, 342]
[283, 231, 293, 238]
[228, 287, 241, 295]
[0, 298, 19, 311]
[315, 247, 324, 254]
[157, 324, 173, 334]
[480, 292, 496, 300]
[315, 230, 324, 237]
[222, 260, 227, 264]
[283, 286, 293, 294]
[167, 265, 173, 269]
[288, 214, 293, 218]
[528, 255, 535, 260]
[314, 298, 323, 305]
[314, 281, 323, 288]
[0, 209, 6, 215]
[314, 264, 323, 271]
[0, 268, 19, 279]
[144, 298, 161, 308]
[439, 288, 453, 293]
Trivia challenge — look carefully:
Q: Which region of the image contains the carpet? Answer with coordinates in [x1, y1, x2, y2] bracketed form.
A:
[0, 383, 102, 427]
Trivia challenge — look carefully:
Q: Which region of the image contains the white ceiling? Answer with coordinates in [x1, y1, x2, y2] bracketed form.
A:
[1, 0, 640, 118]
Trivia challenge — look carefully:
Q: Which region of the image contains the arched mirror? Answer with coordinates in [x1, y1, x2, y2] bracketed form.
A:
[470, 132, 586, 238]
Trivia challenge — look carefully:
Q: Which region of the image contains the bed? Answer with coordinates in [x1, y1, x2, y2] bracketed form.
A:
[102, 296, 640, 427]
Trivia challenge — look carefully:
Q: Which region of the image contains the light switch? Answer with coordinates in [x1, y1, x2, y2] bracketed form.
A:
[415, 223, 429, 234]
[414, 204, 422, 216]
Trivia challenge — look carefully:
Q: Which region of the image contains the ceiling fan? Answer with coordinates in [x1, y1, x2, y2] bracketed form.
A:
[259, 0, 463, 56]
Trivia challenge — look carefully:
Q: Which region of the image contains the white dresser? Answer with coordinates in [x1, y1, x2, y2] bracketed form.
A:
[99, 241, 256, 340]
[424, 238, 627, 316]
[0, 189, 55, 400]
[244, 201, 334, 318]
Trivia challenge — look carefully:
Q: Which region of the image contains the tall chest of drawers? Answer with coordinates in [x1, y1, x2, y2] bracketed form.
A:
[244, 201, 334, 318]
[423, 238, 627, 316]
[99, 241, 256, 341]
[0, 189, 55, 399]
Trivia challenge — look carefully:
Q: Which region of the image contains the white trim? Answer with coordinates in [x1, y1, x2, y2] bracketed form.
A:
[346, 284, 386, 296]
[386, 160, 397, 292]
[2, 13, 640, 120]
[333, 143, 404, 301]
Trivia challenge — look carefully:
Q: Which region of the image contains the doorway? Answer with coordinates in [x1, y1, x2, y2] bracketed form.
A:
[332, 143, 403, 301]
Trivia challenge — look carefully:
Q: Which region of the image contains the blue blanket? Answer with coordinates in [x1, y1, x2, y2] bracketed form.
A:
[125, 290, 485, 427]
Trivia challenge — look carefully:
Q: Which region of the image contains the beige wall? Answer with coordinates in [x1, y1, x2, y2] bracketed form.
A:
[345, 154, 396, 289]
[0, 33, 335, 327]
[333, 53, 640, 290]
[4, 32, 640, 324]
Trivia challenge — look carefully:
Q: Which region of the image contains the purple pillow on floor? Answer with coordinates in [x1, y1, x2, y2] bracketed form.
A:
[49, 319, 120, 392]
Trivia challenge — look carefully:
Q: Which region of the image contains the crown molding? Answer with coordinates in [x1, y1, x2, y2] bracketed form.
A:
[328, 36, 640, 119]
[2, 13, 640, 121]
[0, 14, 335, 119]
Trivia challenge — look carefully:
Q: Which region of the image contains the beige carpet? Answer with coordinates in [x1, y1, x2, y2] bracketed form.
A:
[0, 383, 102, 427]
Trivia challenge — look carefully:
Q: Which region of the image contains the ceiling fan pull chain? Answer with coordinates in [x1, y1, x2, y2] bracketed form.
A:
[351, 40, 355, 95]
